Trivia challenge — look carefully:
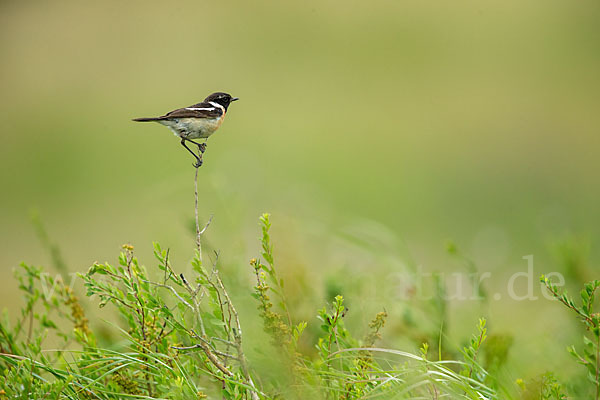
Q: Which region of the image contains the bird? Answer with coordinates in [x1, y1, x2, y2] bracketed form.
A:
[133, 92, 239, 167]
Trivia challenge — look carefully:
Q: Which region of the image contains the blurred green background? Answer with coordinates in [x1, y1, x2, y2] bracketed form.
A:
[1, 0, 599, 390]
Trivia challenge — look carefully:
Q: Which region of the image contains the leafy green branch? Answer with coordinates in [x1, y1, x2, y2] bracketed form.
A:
[541, 275, 600, 399]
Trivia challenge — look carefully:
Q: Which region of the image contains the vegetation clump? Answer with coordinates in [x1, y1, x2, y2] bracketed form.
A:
[0, 209, 598, 398]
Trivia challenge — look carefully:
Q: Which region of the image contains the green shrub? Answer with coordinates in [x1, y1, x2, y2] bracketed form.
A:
[0, 172, 596, 399]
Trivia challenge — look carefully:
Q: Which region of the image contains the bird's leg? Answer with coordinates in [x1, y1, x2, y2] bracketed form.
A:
[180, 139, 203, 168]
[186, 139, 207, 154]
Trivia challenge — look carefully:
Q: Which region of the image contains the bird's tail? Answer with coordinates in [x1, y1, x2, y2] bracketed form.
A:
[132, 117, 162, 122]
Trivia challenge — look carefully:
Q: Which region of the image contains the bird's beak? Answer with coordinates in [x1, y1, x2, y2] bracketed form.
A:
[231, 97, 240, 101]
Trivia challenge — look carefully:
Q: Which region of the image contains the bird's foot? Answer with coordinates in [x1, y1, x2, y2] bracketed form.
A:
[193, 159, 203, 168]
[198, 143, 207, 153]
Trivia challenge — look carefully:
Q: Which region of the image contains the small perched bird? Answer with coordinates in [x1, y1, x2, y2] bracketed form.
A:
[133, 92, 239, 167]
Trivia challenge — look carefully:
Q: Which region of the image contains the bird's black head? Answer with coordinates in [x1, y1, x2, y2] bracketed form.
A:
[204, 92, 239, 111]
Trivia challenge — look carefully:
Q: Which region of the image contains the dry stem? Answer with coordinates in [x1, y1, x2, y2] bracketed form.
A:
[192, 164, 260, 400]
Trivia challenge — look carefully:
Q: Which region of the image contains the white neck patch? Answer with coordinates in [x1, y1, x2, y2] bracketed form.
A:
[209, 101, 225, 112]
[185, 107, 215, 111]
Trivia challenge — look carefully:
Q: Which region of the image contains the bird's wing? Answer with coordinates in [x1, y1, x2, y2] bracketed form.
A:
[161, 102, 223, 119]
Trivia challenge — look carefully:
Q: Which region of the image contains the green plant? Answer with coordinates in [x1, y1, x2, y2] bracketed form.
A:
[541, 275, 600, 399]
[461, 318, 488, 383]
[0, 214, 507, 399]
[1, 169, 264, 399]
[516, 372, 568, 400]
[0, 242, 263, 399]
[0, 168, 536, 399]
[249, 213, 499, 399]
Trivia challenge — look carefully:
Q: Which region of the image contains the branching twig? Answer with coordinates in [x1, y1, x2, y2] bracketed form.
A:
[192, 168, 260, 400]
[172, 343, 238, 360]
[193, 168, 213, 257]
[194, 167, 200, 252]
[142, 280, 194, 310]
[211, 337, 236, 347]
[200, 215, 213, 236]
[162, 248, 171, 284]
[179, 273, 207, 337]
[214, 271, 259, 399]
[179, 341, 234, 377]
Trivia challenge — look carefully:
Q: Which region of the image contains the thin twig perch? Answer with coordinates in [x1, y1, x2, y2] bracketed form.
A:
[192, 162, 260, 400]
